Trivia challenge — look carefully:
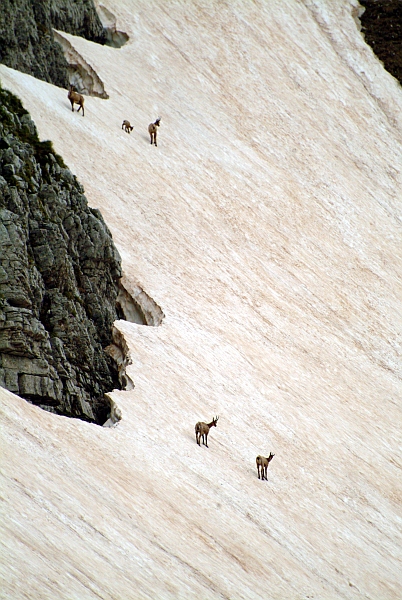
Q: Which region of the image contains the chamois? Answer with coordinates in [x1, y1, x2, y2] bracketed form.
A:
[122, 120, 133, 133]
[68, 85, 85, 116]
[256, 453, 275, 480]
[148, 117, 161, 146]
[195, 416, 219, 448]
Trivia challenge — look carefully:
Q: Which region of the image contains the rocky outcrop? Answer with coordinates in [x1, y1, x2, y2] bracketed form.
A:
[359, 1, 402, 86]
[0, 85, 123, 424]
[0, 0, 106, 89]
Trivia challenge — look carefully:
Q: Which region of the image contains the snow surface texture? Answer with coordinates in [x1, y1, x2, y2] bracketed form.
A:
[1, 1, 402, 598]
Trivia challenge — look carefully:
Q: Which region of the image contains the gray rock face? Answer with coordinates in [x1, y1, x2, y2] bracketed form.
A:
[0, 0, 106, 88]
[0, 86, 122, 423]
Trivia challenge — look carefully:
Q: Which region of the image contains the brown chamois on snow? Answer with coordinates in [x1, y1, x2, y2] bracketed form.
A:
[68, 85, 85, 116]
[122, 120, 133, 133]
[195, 416, 219, 448]
[148, 117, 161, 146]
[256, 453, 275, 480]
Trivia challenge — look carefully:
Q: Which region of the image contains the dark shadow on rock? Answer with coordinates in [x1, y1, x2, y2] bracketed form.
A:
[359, 0, 402, 86]
[97, 4, 129, 48]
[116, 278, 165, 327]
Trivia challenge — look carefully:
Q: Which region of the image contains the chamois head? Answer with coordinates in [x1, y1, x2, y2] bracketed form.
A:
[211, 416, 219, 427]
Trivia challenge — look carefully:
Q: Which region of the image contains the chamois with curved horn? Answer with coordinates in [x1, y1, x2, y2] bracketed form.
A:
[195, 416, 219, 448]
[256, 453, 275, 480]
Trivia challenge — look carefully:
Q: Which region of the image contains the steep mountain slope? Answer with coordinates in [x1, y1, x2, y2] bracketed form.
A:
[1, 1, 401, 598]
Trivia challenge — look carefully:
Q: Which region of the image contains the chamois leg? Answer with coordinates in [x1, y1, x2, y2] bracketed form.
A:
[70, 101, 74, 112]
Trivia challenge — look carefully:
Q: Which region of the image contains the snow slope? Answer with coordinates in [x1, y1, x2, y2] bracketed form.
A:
[1, 1, 401, 598]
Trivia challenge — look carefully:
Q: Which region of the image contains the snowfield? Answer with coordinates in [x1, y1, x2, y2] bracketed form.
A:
[1, 1, 401, 598]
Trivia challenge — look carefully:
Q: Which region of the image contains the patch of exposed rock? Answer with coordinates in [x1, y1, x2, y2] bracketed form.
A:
[0, 0, 106, 89]
[359, 0, 402, 86]
[0, 86, 123, 424]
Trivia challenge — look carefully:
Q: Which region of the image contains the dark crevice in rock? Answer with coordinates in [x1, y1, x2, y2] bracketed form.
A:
[102, 394, 122, 428]
[97, 4, 129, 49]
[105, 325, 134, 392]
[358, 0, 402, 86]
[117, 285, 147, 325]
[117, 278, 165, 327]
